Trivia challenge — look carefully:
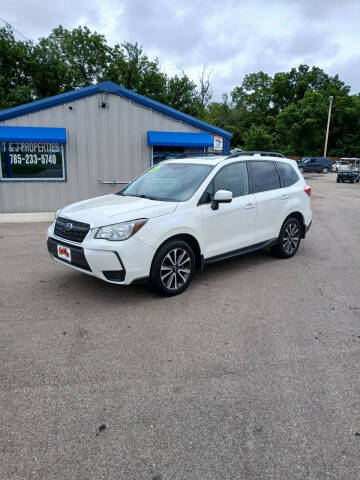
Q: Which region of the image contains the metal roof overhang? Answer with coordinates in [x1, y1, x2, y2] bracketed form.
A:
[148, 131, 214, 147]
[0, 82, 232, 142]
[0, 126, 66, 143]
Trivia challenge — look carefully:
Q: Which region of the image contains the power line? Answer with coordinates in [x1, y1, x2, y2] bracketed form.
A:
[0, 16, 30, 41]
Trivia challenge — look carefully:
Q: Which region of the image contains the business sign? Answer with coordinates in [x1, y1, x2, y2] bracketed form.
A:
[0, 142, 66, 181]
[213, 135, 223, 151]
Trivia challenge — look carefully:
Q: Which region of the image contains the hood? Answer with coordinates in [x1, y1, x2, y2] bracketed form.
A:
[58, 194, 178, 228]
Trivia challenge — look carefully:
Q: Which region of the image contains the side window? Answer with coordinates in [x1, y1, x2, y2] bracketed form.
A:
[250, 161, 281, 193]
[199, 182, 214, 204]
[213, 162, 249, 197]
[310, 158, 316, 163]
[276, 162, 299, 187]
[199, 162, 249, 204]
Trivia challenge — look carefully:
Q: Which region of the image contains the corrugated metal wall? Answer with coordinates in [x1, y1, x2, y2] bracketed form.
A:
[0, 93, 203, 213]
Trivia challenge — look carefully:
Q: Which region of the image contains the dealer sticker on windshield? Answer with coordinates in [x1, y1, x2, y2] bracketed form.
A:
[57, 244, 71, 262]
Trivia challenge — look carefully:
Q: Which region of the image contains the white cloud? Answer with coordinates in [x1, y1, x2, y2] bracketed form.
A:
[1, 0, 360, 98]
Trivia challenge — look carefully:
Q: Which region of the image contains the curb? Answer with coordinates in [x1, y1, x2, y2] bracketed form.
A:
[0, 212, 54, 223]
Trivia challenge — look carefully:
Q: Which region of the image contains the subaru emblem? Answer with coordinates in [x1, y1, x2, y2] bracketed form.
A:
[65, 222, 73, 231]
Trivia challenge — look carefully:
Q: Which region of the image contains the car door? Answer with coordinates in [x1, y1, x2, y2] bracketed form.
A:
[307, 158, 317, 171]
[248, 160, 284, 243]
[199, 162, 256, 258]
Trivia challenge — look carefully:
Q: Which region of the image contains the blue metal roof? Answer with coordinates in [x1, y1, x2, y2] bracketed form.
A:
[0, 81, 232, 141]
[0, 126, 66, 143]
[148, 131, 213, 147]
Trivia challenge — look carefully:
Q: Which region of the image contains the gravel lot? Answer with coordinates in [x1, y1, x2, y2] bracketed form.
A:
[1, 173, 360, 480]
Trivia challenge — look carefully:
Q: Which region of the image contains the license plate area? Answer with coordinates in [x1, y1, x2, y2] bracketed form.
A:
[57, 244, 71, 262]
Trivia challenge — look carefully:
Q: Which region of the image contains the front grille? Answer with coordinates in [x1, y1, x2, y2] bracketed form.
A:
[54, 217, 90, 243]
[47, 237, 91, 271]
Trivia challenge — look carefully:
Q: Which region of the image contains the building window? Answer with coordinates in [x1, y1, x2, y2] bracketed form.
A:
[152, 146, 206, 165]
[0, 142, 66, 181]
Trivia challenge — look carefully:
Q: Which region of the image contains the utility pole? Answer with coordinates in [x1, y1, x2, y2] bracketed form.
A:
[323, 96, 333, 157]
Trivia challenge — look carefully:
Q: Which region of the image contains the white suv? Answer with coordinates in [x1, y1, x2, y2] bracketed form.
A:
[332, 160, 350, 172]
[47, 155, 312, 296]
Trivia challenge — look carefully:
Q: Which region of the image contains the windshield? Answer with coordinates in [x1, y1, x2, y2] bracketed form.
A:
[118, 162, 214, 202]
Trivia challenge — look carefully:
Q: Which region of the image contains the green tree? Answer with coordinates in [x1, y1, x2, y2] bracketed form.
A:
[166, 74, 201, 116]
[105, 41, 168, 103]
[33, 25, 110, 94]
[0, 26, 33, 109]
[232, 72, 273, 112]
[271, 64, 350, 112]
[244, 124, 273, 150]
[327, 94, 360, 156]
[275, 91, 328, 155]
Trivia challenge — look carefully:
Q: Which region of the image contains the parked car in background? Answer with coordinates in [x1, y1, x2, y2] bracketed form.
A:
[334, 158, 360, 172]
[332, 160, 351, 172]
[298, 157, 332, 174]
[47, 154, 312, 296]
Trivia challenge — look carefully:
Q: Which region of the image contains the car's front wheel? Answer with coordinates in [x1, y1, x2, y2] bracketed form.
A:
[322, 166, 329, 174]
[272, 217, 301, 259]
[150, 240, 195, 296]
[299, 166, 304, 173]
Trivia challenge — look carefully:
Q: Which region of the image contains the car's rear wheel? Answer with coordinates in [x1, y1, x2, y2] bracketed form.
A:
[272, 217, 301, 259]
[150, 240, 195, 296]
[322, 166, 329, 174]
[337, 177, 340, 183]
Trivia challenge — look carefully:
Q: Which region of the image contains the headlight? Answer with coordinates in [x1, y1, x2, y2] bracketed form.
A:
[95, 219, 148, 241]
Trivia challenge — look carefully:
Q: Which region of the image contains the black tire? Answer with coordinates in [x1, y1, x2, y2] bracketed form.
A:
[322, 167, 329, 174]
[271, 217, 302, 259]
[150, 239, 195, 296]
[337, 178, 340, 183]
[299, 167, 304, 173]
[351, 179, 354, 183]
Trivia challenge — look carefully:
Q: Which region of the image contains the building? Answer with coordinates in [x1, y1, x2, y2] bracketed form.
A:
[0, 81, 232, 214]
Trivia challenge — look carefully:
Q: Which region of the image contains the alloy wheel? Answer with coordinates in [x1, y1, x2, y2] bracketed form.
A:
[160, 248, 191, 291]
[282, 222, 300, 255]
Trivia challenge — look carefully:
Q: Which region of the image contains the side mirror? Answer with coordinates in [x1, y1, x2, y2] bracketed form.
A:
[211, 189, 233, 210]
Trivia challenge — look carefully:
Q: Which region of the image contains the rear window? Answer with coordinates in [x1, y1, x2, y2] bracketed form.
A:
[250, 161, 281, 193]
[276, 161, 299, 187]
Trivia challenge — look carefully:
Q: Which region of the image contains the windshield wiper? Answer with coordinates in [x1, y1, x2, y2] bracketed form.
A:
[138, 194, 159, 200]
[119, 193, 159, 200]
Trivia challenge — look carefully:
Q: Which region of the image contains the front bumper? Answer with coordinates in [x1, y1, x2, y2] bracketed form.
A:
[46, 224, 155, 285]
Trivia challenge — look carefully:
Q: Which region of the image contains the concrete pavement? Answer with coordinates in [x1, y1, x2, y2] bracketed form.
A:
[0, 173, 359, 479]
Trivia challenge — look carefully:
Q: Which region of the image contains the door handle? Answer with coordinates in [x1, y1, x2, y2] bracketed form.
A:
[280, 194, 289, 200]
[244, 203, 255, 210]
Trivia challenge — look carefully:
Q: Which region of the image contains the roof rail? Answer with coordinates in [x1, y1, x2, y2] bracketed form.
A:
[226, 151, 285, 159]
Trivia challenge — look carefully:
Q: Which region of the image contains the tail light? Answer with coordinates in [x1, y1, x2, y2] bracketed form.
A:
[304, 186, 311, 197]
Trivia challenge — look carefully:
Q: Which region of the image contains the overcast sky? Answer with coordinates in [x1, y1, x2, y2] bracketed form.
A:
[1, 0, 360, 99]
